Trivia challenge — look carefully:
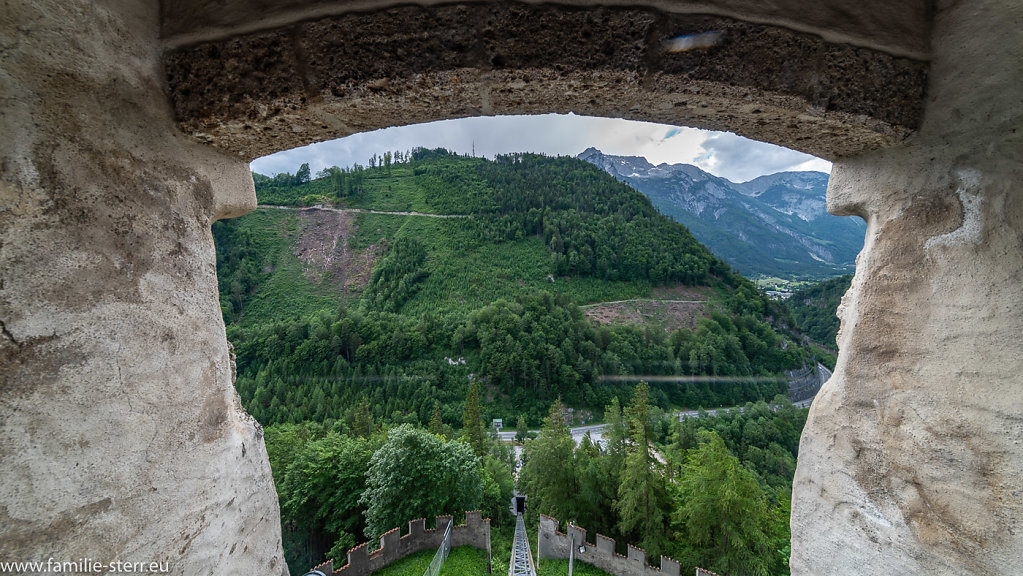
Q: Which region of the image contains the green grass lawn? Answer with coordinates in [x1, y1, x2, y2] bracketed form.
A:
[537, 559, 616, 576]
[370, 545, 490, 576]
[488, 521, 614, 576]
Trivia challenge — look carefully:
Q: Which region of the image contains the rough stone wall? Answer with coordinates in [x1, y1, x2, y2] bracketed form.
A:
[538, 515, 680, 576]
[162, 3, 928, 162]
[0, 1, 284, 574]
[159, 0, 933, 60]
[310, 511, 491, 576]
[3, 0, 1021, 575]
[790, 0, 1023, 574]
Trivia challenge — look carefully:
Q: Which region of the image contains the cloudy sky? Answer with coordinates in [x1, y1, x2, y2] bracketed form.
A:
[250, 114, 831, 184]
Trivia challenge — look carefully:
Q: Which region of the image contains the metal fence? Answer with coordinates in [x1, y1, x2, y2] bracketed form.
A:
[422, 519, 453, 576]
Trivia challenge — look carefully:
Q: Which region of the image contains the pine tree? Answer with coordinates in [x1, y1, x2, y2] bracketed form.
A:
[671, 430, 775, 576]
[429, 400, 446, 438]
[352, 396, 373, 438]
[574, 434, 617, 535]
[462, 379, 486, 459]
[615, 382, 669, 557]
[602, 396, 628, 493]
[605, 396, 628, 457]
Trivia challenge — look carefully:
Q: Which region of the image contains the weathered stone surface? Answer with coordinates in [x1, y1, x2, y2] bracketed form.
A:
[791, 0, 1023, 573]
[160, 0, 933, 60]
[4, 0, 1021, 574]
[0, 1, 285, 574]
[163, 4, 928, 161]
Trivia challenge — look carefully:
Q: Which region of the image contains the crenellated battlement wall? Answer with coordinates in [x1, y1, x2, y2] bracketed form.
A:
[308, 511, 490, 576]
[538, 515, 680, 576]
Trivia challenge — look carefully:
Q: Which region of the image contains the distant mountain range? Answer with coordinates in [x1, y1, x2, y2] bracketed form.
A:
[577, 148, 865, 279]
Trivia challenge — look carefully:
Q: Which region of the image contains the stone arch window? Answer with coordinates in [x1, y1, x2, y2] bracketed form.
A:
[216, 111, 847, 424]
[12, 0, 1023, 575]
[157, 3, 1021, 573]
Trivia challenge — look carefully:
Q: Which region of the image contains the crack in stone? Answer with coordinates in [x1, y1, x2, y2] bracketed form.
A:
[115, 342, 134, 414]
[0, 319, 21, 348]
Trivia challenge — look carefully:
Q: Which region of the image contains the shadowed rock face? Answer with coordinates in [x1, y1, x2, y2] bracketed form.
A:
[0, 1, 285, 574]
[162, 3, 928, 162]
[159, 0, 934, 60]
[791, 1, 1023, 573]
[2, 0, 1021, 575]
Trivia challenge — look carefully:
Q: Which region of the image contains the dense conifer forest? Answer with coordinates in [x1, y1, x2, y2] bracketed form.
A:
[215, 149, 824, 574]
[217, 150, 813, 425]
[266, 391, 804, 575]
[785, 275, 853, 348]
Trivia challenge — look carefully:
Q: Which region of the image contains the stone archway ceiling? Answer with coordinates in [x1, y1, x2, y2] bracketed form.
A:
[163, 3, 929, 161]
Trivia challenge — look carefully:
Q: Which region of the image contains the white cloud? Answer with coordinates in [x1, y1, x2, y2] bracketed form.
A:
[250, 114, 831, 183]
[693, 132, 831, 182]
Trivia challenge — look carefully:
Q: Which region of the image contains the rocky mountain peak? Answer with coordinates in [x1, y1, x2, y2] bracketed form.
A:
[576, 148, 862, 278]
[577, 147, 654, 178]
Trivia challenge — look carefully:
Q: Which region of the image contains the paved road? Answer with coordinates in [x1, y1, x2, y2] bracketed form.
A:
[499, 424, 608, 464]
[500, 395, 820, 469]
[497, 422, 607, 444]
[499, 396, 816, 448]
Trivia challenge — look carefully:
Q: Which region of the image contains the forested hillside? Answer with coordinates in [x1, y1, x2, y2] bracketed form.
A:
[217, 149, 821, 574]
[786, 275, 853, 348]
[215, 149, 814, 426]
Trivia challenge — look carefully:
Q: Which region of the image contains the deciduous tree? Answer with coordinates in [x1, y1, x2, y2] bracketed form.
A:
[515, 414, 528, 442]
[361, 425, 482, 539]
[281, 430, 373, 568]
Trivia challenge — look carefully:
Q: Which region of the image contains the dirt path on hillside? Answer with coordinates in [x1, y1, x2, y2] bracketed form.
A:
[579, 298, 706, 308]
[260, 204, 470, 218]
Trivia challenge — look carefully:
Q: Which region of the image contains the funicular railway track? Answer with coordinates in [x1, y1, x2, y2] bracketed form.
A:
[509, 513, 536, 576]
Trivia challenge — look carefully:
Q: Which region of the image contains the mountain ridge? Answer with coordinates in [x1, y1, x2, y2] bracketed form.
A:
[577, 147, 864, 279]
